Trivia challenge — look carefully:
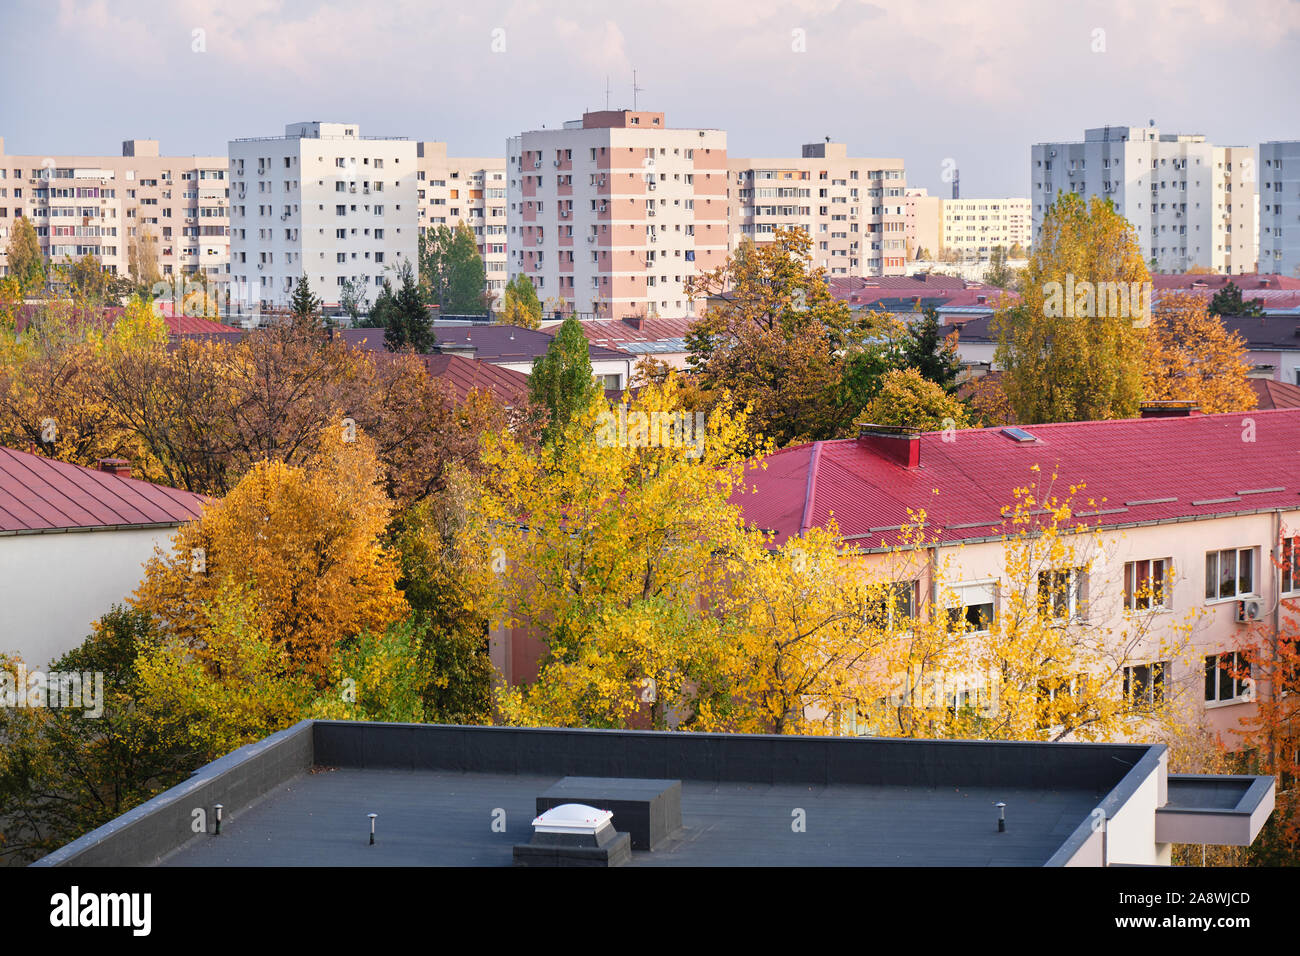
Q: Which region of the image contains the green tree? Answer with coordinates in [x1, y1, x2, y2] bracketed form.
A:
[288, 274, 321, 324]
[500, 274, 543, 329]
[383, 261, 436, 352]
[1208, 281, 1265, 318]
[420, 222, 487, 314]
[984, 245, 1018, 290]
[993, 192, 1150, 424]
[339, 276, 369, 324]
[528, 313, 602, 444]
[5, 216, 45, 295]
[899, 306, 963, 392]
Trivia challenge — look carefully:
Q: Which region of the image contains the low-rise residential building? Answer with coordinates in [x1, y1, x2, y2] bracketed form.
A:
[0, 449, 205, 668]
[728, 142, 908, 276]
[1032, 125, 1256, 274]
[739, 409, 1300, 743]
[227, 122, 418, 313]
[0, 136, 229, 294]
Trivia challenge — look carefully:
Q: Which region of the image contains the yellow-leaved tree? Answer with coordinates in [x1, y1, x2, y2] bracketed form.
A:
[131, 423, 407, 683]
[994, 192, 1150, 423]
[1142, 291, 1257, 413]
[859, 367, 970, 431]
[463, 373, 767, 728]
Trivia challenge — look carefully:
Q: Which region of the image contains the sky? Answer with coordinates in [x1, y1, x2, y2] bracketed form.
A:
[2, 0, 1298, 197]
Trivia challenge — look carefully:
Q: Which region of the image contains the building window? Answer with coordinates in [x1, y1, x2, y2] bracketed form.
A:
[1038, 568, 1085, 621]
[1204, 651, 1251, 704]
[946, 581, 996, 633]
[866, 581, 918, 631]
[1283, 536, 1299, 595]
[1123, 662, 1166, 708]
[1205, 548, 1256, 601]
[1124, 559, 1169, 611]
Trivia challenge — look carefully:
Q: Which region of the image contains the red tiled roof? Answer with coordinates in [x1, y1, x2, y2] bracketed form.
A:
[737, 409, 1300, 548]
[1251, 378, 1300, 410]
[415, 353, 530, 405]
[1152, 273, 1300, 291]
[0, 448, 206, 535]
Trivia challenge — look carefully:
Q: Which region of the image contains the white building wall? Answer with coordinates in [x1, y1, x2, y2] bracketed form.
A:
[228, 123, 417, 312]
[1260, 141, 1300, 278]
[0, 527, 182, 668]
[1032, 126, 1256, 275]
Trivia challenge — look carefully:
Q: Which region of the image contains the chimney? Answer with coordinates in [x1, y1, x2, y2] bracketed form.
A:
[624, 316, 642, 331]
[857, 424, 921, 468]
[97, 457, 132, 478]
[1139, 401, 1200, 419]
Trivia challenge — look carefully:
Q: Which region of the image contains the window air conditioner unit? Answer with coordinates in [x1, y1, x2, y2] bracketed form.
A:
[1236, 599, 1263, 623]
[587, 236, 595, 243]
[534, 160, 541, 168]
[647, 209, 656, 216]
[561, 210, 568, 217]
[536, 236, 543, 244]
[554, 161, 560, 167]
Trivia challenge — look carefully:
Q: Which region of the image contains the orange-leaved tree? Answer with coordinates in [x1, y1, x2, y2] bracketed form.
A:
[1142, 291, 1257, 413]
[131, 423, 407, 682]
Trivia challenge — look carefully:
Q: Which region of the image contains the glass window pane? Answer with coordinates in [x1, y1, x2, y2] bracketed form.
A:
[1152, 561, 1165, 607]
[1205, 656, 1217, 701]
[1206, 552, 1217, 599]
[1239, 550, 1253, 596]
[1219, 549, 1236, 598]
[1219, 656, 1234, 701]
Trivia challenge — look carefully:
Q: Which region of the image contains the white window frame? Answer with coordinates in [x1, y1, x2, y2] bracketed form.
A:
[1038, 567, 1086, 622]
[1124, 558, 1170, 612]
[1205, 547, 1258, 603]
[1123, 661, 1167, 708]
[945, 580, 997, 635]
[1204, 650, 1253, 705]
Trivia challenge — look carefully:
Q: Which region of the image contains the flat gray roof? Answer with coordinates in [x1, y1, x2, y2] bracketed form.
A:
[161, 768, 1105, 867]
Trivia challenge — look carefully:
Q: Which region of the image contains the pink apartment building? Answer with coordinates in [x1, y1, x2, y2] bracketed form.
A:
[507, 110, 730, 320]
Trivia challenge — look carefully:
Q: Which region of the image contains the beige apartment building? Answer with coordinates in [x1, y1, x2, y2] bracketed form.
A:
[942, 197, 1031, 258]
[904, 187, 943, 259]
[727, 142, 908, 276]
[507, 110, 730, 320]
[0, 136, 229, 294]
[416, 143, 508, 307]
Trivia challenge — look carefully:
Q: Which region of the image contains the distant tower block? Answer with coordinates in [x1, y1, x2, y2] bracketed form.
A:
[952, 169, 960, 200]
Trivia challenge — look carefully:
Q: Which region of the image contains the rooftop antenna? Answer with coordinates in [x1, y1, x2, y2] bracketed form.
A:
[632, 69, 644, 111]
[605, 75, 611, 111]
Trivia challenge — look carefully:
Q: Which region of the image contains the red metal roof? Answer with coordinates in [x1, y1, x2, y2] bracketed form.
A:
[737, 409, 1300, 548]
[0, 448, 206, 535]
[413, 353, 530, 405]
[1251, 378, 1300, 410]
[1152, 273, 1300, 291]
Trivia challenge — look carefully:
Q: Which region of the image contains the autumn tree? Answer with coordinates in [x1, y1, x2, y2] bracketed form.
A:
[1142, 292, 1256, 413]
[963, 373, 1017, 426]
[993, 192, 1150, 424]
[685, 228, 875, 445]
[500, 274, 543, 329]
[130, 426, 408, 682]
[859, 367, 970, 430]
[528, 313, 602, 444]
[463, 378, 766, 729]
[339, 276, 369, 324]
[5, 216, 45, 295]
[128, 226, 160, 292]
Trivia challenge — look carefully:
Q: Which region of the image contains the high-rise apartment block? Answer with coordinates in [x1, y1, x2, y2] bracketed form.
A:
[416, 143, 508, 306]
[508, 110, 729, 320]
[941, 197, 1031, 258]
[1260, 141, 1300, 278]
[727, 142, 907, 276]
[0, 136, 229, 291]
[227, 122, 417, 312]
[1031, 125, 1256, 274]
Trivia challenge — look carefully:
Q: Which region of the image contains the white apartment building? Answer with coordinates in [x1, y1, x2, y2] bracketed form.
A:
[1260, 141, 1300, 278]
[942, 197, 1031, 259]
[227, 122, 417, 312]
[0, 136, 229, 293]
[1032, 125, 1256, 274]
[508, 110, 730, 320]
[416, 143, 508, 307]
[727, 143, 908, 276]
